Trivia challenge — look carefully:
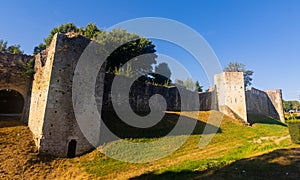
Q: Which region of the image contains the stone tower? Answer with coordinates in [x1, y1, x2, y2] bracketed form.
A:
[28, 33, 95, 157]
[214, 72, 248, 122]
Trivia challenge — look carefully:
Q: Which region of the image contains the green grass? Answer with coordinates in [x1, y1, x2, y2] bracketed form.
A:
[3, 113, 294, 179]
[80, 111, 298, 179]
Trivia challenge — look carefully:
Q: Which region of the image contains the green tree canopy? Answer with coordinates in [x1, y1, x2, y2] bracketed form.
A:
[224, 61, 254, 89]
[95, 29, 157, 76]
[44, 22, 79, 46]
[175, 79, 184, 87]
[82, 23, 101, 39]
[183, 78, 195, 91]
[0, 40, 8, 52]
[147, 62, 172, 85]
[7, 45, 24, 54]
[195, 81, 203, 92]
[33, 43, 46, 55]
[35, 23, 157, 78]
[0, 39, 24, 54]
[34, 22, 100, 54]
[283, 100, 300, 112]
[154, 62, 171, 79]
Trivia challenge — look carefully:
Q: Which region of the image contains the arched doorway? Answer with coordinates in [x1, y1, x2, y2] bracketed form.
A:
[0, 89, 24, 116]
[67, 139, 77, 158]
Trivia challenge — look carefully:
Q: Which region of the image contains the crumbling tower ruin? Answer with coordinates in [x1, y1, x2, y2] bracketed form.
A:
[28, 33, 94, 157]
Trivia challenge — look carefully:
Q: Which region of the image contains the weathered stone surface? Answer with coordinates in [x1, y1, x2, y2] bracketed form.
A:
[101, 73, 209, 112]
[0, 52, 33, 123]
[265, 89, 285, 122]
[214, 72, 248, 122]
[0, 33, 286, 157]
[246, 88, 285, 122]
[28, 33, 93, 157]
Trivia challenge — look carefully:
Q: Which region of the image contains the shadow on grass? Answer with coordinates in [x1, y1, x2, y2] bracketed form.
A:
[101, 111, 221, 139]
[0, 116, 23, 128]
[130, 148, 300, 180]
[247, 114, 287, 127]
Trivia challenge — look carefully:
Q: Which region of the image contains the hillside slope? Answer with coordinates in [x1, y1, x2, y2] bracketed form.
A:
[0, 111, 299, 179]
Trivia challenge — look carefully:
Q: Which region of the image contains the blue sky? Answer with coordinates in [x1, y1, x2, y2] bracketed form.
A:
[0, 0, 299, 100]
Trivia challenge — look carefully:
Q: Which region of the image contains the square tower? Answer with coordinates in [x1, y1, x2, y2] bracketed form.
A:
[214, 72, 247, 122]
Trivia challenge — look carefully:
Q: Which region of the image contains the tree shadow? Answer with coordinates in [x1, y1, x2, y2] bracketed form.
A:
[130, 148, 300, 180]
[101, 111, 221, 139]
[247, 113, 287, 127]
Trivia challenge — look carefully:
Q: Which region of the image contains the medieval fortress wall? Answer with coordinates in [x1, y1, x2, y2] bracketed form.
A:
[214, 72, 248, 122]
[102, 73, 216, 112]
[0, 52, 32, 123]
[29, 34, 93, 156]
[246, 88, 285, 121]
[0, 34, 285, 157]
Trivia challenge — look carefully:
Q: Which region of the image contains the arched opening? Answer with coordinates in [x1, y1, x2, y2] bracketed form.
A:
[0, 89, 24, 115]
[67, 139, 77, 158]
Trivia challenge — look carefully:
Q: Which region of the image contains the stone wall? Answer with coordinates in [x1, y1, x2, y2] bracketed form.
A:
[27, 33, 218, 157]
[0, 52, 33, 123]
[24, 33, 285, 157]
[28, 33, 93, 157]
[265, 90, 285, 122]
[101, 73, 217, 112]
[246, 87, 284, 121]
[214, 72, 248, 122]
[199, 90, 218, 111]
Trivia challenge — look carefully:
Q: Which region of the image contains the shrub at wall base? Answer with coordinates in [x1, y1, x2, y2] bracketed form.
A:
[287, 120, 300, 144]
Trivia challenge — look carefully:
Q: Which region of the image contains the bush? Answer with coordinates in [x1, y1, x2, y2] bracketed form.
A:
[286, 120, 300, 144]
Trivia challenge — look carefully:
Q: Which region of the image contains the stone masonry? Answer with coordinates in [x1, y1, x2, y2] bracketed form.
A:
[214, 72, 248, 123]
[0, 52, 33, 123]
[0, 33, 285, 157]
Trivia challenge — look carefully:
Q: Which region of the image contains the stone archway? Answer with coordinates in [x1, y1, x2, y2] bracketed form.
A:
[0, 89, 25, 115]
[0, 52, 33, 123]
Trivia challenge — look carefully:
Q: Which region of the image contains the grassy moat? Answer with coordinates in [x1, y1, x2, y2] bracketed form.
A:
[0, 111, 299, 179]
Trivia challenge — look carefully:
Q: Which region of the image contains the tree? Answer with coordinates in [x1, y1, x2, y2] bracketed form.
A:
[34, 23, 81, 54]
[0, 40, 8, 52]
[19, 58, 35, 78]
[34, 23, 101, 54]
[150, 62, 172, 85]
[175, 79, 184, 87]
[195, 81, 203, 92]
[283, 100, 292, 112]
[7, 45, 24, 54]
[183, 78, 195, 91]
[82, 23, 101, 39]
[95, 29, 157, 77]
[44, 22, 79, 46]
[291, 101, 300, 111]
[224, 61, 254, 88]
[155, 63, 171, 79]
[283, 100, 300, 112]
[0, 40, 24, 54]
[35, 23, 157, 77]
[33, 43, 46, 55]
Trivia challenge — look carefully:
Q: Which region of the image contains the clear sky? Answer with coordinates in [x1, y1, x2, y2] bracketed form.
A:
[0, 0, 299, 100]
